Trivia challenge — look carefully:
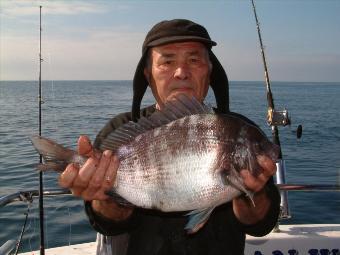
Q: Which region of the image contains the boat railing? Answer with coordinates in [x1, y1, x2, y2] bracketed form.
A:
[0, 189, 72, 255]
[1, 184, 339, 254]
[0, 240, 16, 255]
[0, 189, 71, 208]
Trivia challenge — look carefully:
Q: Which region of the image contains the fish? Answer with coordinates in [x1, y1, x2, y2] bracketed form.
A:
[30, 94, 279, 233]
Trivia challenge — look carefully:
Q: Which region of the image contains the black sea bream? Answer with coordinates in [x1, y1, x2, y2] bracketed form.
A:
[30, 95, 279, 233]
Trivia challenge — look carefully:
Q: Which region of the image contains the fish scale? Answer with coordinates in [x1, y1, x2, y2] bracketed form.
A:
[114, 115, 239, 212]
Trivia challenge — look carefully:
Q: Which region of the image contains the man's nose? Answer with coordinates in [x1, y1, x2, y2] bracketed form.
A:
[174, 64, 190, 80]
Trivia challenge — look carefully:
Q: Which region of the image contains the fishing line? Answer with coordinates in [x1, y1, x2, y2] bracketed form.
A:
[44, 208, 49, 250]
[67, 207, 72, 246]
[26, 203, 38, 255]
[45, 200, 65, 250]
[47, 200, 74, 247]
[40, 200, 68, 250]
[14, 201, 32, 254]
[45, 50, 59, 134]
[40, 7, 64, 250]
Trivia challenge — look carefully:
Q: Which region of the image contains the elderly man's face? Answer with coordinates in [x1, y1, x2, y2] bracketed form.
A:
[145, 42, 211, 109]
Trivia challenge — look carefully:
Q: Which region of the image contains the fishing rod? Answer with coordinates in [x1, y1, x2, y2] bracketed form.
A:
[250, 0, 292, 220]
[38, 5, 45, 255]
[251, 0, 291, 146]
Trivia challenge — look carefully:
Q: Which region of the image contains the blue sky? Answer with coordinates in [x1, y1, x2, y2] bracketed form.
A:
[1, 0, 339, 82]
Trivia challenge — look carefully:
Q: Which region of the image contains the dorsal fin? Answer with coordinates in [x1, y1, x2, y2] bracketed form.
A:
[100, 94, 213, 152]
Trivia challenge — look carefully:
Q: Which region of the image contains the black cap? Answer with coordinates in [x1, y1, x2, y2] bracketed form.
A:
[142, 19, 217, 53]
[132, 19, 229, 121]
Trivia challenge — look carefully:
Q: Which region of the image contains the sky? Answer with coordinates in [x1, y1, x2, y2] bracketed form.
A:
[0, 0, 340, 82]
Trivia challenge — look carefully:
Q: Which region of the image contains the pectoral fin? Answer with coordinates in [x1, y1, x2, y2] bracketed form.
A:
[221, 169, 255, 206]
[185, 207, 215, 234]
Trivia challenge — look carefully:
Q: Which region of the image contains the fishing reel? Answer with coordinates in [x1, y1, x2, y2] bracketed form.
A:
[267, 108, 302, 139]
[267, 107, 290, 127]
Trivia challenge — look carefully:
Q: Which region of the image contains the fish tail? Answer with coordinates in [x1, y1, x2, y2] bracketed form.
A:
[30, 135, 77, 172]
[36, 162, 68, 172]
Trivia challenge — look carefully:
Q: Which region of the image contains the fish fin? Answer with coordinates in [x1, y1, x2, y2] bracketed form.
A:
[185, 207, 215, 234]
[246, 192, 255, 207]
[246, 145, 263, 177]
[100, 94, 213, 151]
[221, 169, 255, 207]
[149, 94, 213, 125]
[105, 189, 135, 208]
[30, 135, 76, 172]
[100, 121, 148, 151]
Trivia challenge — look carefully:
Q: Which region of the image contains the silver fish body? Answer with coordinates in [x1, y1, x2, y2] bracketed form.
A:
[115, 114, 251, 212]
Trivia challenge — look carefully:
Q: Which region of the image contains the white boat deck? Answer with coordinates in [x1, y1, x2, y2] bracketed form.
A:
[18, 224, 340, 255]
[19, 242, 97, 255]
[245, 224, 340, 254]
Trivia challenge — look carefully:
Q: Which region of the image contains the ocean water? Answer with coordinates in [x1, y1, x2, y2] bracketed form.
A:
[0, 80, 339, 252]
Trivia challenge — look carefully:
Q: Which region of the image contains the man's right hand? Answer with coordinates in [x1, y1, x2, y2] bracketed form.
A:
[58, 135, 133, 221]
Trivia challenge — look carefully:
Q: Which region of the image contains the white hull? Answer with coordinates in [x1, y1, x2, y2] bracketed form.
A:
[19, 242, 97, 255]
[18, 224, 340, 255]
[246, 224, 340, 255]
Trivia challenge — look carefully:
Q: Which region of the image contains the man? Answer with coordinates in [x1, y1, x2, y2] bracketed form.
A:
[59, 19, 280, 255]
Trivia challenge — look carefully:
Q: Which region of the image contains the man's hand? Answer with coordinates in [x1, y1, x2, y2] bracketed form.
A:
[233, 155, 277, 225]
[58, 135, 133, 221]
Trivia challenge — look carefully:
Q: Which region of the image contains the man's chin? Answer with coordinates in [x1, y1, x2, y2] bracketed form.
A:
[168, 90, 195, 101]
[157, 91, 198, 110]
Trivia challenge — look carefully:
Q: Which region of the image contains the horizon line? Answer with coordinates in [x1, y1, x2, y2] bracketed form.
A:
[1, 79, 340, 84]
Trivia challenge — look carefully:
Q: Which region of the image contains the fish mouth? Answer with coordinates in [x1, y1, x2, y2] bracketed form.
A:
[271, 143, 281, 160]
[262, 142, 280, 162]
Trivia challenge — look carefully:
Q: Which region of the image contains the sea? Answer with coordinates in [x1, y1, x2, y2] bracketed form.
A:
[0, 80, 339, 252]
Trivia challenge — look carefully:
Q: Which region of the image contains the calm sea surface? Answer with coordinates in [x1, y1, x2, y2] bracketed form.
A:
[0, 80, 339, 252]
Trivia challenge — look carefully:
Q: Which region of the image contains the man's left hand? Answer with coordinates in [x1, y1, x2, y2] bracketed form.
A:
[233, 155, 277, 225]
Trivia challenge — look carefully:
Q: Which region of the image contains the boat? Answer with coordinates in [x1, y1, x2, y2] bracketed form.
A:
[1, 188, 339, 255]
[1, 2, 339, 255]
